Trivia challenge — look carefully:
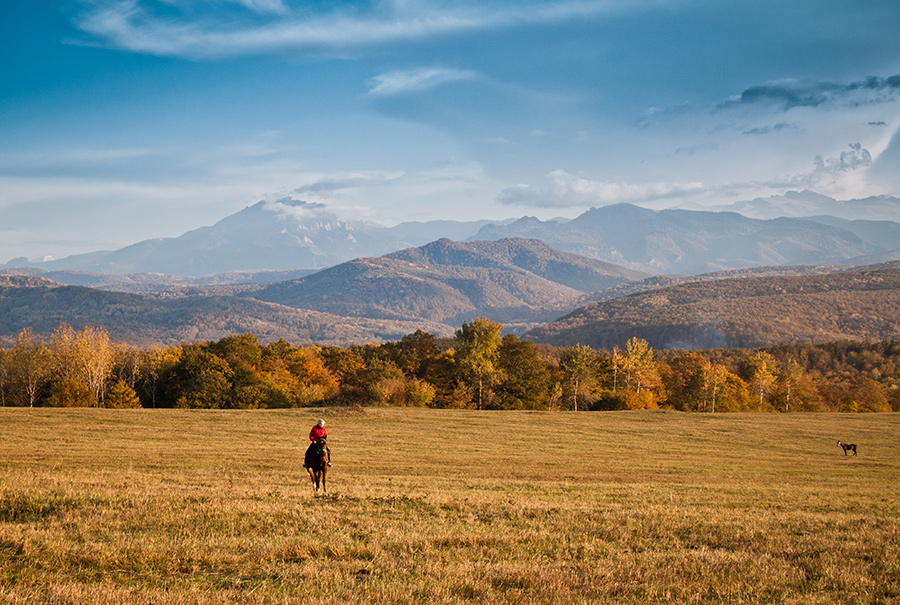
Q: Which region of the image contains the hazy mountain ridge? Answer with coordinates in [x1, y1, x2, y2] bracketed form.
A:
[702, 190, 900, 222]
[527, 266, 900, 350]
[5, 193, 898, 279]
[472, 204, 895, 275]
[6, 199, 496, 277]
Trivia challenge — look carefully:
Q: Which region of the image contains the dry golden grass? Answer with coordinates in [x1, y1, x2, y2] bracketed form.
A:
[1, 408, 898, 604]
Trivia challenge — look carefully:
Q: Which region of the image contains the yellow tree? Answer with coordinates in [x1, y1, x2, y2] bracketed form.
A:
[616, 337, 662, 409]
[455, 317, 504, 410]
[49, 324, 114, 405]
[776, 357, 803, 412]
[266, 344, 340, 406]
[9, 329, 52, 407]
[706, 363, 732, 413]
[141, 345, 182, 408]
[78, 326, 114, 404]
[106, 380, 141, 409]
[0, 349, 8, 407]
[559, 344, 597, 411]
[741, 351, 777, 411]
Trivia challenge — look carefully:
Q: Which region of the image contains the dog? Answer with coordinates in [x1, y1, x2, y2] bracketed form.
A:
[837, 441, 857, 456]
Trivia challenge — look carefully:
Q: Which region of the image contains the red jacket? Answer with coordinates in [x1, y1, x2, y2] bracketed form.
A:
[309, 425, 327, 442]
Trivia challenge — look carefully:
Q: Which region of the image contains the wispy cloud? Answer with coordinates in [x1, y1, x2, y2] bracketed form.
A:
[496, 170, 706, 208]
[368, 67, 478, 96]
[69, 0, 632, 58]
[293, 173, 401, 195]
[719, 74, 900, 111]
[232, 0, 288, 15]
[742, 122, 799, 136]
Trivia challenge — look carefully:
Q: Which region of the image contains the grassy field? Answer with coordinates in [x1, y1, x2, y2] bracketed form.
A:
[1, 408, 898, 604]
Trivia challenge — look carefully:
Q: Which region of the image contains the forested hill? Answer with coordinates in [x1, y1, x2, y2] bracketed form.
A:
[0, 274, 450, 347]
[243, 238, 647, 332]
[527, 266, 900, 350]
[385, 238, 647, 292]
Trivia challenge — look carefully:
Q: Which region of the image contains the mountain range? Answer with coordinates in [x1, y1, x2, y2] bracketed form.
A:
[3, 242, 899, 349]
[4, 191, 900, 279]
[698, 190, 900, 222]
[3, 198, 498, 277]
[471, 203, 900, 274]
[2, 190, 900, 349]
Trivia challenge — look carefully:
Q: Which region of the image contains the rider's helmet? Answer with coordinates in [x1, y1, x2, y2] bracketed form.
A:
[317, 419, 325, 427]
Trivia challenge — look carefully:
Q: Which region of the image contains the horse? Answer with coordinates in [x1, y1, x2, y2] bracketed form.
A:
[837, 440, 858, 456]
[306, 437, 329, 492]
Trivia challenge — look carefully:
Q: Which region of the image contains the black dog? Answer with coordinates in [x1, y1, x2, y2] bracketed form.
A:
[837, 441, 857, 456]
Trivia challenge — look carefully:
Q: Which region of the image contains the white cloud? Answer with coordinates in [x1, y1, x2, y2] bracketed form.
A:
[497, 170, 706, 208]
[293, 172, 403, 196]
[232, 0, 288, 14]
[368, 67, 478, 96]
[69, 0, 633, 58]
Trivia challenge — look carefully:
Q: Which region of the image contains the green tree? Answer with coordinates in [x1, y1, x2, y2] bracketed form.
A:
[161, 344, 233, 409]
[385, 330, 443, 380]
[455, 317, 504, 410]
[140, 345, 182, 408]
[493, 335, 551, 410]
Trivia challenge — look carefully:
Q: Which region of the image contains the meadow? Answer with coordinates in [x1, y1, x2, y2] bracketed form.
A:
[1, 408, 898, 604]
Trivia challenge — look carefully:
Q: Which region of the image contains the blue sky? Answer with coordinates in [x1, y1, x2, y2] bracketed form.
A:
[1, 0, 899, 262]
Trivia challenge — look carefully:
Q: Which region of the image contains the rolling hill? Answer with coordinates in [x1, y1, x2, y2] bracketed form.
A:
[243, 238, 648, 332]
[0, 274, 451, 347]
[527, 265, 900, 350]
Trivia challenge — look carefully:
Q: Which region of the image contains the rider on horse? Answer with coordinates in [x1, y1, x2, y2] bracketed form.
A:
[303, 418, 332, 468]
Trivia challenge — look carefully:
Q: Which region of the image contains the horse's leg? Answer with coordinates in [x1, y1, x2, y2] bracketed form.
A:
[322, 467, 326, 493]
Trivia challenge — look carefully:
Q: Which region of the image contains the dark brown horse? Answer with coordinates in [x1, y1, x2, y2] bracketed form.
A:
[306, 438, 328, 492]
[837, 440, 858, 456]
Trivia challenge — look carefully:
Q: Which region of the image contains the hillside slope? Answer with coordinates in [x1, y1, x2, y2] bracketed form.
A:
[0, 275, 450, 346]
[245, 238, 648, 331]
[527, 266, 900, 350]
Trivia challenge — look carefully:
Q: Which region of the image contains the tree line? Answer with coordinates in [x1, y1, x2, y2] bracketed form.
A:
[1, 320, 898, 412]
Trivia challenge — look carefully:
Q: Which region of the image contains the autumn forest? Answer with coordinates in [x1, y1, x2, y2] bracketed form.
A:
[2, 320, 898, 413]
